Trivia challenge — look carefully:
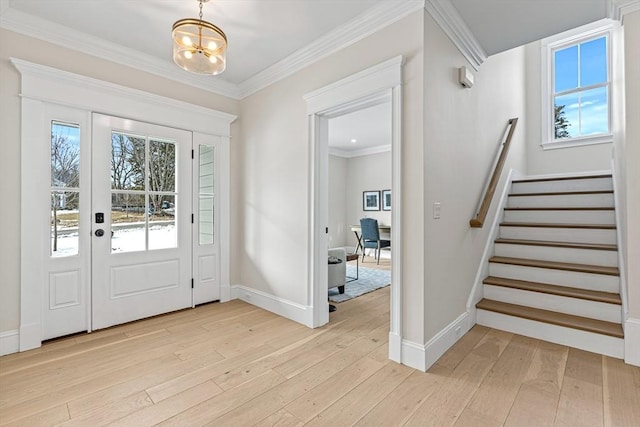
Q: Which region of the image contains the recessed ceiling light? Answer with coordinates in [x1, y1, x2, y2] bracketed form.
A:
[350, 139, 357, 143]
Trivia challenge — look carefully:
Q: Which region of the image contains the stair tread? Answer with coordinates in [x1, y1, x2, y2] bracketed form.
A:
[500, 222, 616, 229]
[489, 256, 620, 276]
[509, 190, 613, 197]
[476, 299, 623, 338]
[512, 174, 612, 184]
[483, 276, 622, 304]
[494, 238, 617, 251]
[504, 206, 614, 211]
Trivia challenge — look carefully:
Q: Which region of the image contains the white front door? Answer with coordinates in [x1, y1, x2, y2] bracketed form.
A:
[90, 114, 193, 330]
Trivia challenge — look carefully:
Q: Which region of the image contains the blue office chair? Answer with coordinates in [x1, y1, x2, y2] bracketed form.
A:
[360, 218, 390, 264]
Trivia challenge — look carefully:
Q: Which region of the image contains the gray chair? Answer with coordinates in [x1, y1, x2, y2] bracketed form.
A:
[360, 218, 390, 264]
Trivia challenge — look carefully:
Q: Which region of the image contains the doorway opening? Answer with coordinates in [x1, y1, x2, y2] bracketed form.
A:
[305, 56, 403, 362]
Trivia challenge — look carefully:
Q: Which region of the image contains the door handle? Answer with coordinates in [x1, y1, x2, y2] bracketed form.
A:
[95, 229, 105, 237]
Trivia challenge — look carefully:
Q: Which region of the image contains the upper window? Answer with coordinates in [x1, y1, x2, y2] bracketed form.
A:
[542, 21, 614, 149]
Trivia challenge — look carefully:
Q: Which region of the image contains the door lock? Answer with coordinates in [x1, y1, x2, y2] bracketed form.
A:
[95, 229, 105, 237]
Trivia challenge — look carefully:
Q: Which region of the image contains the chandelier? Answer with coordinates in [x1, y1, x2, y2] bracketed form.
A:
[172, 0, 227, 75]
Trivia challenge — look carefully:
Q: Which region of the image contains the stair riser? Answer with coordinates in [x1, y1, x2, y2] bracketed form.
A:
[494, 244, 618, 267]
[488, 263, 619, 293]
[476, 309, 624, 358]
[511, 178, 613, 194]
[499, 226, 617, 245]
[483, 285, 622, 323]
[507, 193, 614, 208]
[503, 209, 615, 225]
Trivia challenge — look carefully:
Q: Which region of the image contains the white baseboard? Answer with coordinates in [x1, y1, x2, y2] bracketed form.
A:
[0, 330, 19, 356]
[231, 285, 314, 328]
[400, 311, 470, 372]
[625, 317, 640, 366]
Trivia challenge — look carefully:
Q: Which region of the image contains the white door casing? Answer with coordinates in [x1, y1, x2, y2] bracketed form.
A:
[14, 58, 236, 351]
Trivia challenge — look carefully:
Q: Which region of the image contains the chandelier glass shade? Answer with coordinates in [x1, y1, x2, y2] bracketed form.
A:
[172, 1, 227, 75]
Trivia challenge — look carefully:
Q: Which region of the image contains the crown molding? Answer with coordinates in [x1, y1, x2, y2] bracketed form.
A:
[0, 5, 241, 99]
[329, 144, 391, 159]
[0, 1, 424, 101]
[608, 0, 640, 22]
[236, 1, 424, 99]
[424, 0, 487, 71]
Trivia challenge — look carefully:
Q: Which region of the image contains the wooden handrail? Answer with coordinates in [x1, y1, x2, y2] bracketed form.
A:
[470, 118, 518, 228]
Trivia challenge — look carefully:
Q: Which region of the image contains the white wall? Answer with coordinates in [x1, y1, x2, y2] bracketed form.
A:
[237, 11, 426, 342]
[0, 29, 239, 335]
[328, 155, 348, 248]
[422, 12, 528, 341]
[524, 39, 613, 175]
[346, 151, 392, 247]
[328, 151, 392, 250]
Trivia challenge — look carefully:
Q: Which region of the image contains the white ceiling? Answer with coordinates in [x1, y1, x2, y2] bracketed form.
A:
[0, 0, 616, 154]
[328, 101, 391, 157]
[450, 0, 608, 56]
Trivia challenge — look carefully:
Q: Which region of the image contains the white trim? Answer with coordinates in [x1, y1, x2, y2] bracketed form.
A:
[0, 330, 19, 356]
[10, 58, 237, 135]
[624, 317, 640, 366]
[467, 168, 521, 321]
[231, 285, 313, 328]
[400, 312, 471, 372]
[238, 1, 423, 98]
[329, 144, 391, 159]
[540, 20, 616, 148]
[608, 0, 640, 23]
[304, 56, 404, 363]
[0, 1, 424, 100]
[423, 0, 487, 71]
[0, 6, 239, 99]
[304, 56, 403, 113]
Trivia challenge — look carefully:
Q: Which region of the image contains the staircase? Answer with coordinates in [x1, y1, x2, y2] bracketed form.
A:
[476, 173, 624, 358]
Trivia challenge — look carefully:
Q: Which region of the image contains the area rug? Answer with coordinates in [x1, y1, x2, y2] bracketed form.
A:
[329, 265, 391, 303]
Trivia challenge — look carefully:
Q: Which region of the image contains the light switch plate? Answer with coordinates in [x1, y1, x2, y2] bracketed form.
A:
[433, 202, 441, 219]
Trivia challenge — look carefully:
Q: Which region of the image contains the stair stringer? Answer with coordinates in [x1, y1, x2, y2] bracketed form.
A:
[466, 168, 522, 324]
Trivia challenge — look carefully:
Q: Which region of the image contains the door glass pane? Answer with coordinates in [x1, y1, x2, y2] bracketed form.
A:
[111, 192, 145, 253]
[51, 122, 80, 187]
[199, 145, 214, 245]
[111, 132, 145, 190]
[51, 122, 80, 258]
[51, 191, 79, 257]
[149, 195, 177, 250]
[149, 139, 176, 192]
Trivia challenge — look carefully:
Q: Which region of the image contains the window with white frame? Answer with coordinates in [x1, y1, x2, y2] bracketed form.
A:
[541, 22, 613, 148]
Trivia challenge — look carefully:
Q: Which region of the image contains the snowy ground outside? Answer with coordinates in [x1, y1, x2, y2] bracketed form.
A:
[52, 223, 177, 257]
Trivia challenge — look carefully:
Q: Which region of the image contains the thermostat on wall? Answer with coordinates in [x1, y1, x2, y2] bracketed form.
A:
[458, 66, 474, 88]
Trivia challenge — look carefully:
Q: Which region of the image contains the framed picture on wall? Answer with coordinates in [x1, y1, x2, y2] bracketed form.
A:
[363, 191, 380, 211]
[382, 189, 391, 211]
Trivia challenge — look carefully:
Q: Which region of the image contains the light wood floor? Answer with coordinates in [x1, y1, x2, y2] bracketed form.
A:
[1, 285, 639, 426]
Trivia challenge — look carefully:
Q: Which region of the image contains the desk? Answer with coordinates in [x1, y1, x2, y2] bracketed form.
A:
[350, 224, 391, 254]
